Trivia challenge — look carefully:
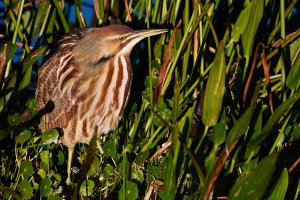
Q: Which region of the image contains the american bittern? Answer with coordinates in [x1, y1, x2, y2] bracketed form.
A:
[36, 25, 167, 184]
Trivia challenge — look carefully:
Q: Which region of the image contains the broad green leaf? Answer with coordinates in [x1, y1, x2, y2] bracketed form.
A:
[160, 153, 176, 200]
[241, 0, 264, 80]
[226, 102, 256, 145]
[42, 129, 59, 144]
[205, 147, 218, 175]
[20, 160, 34, 179]
[213, 110, 227, 147]
[56, 151, 65, 166]
[19, 47, 46, 91]
[246, 92, 300, 157]
[16, 130, 32, 144]
[31, 0, 50, 40]
[118, 181, 138, 200]
[103, 164, 114, 178]
[286, 49, 300, 90]
[87, 157, 100, 176]
[52, 173, 61, 185]
[179, 100, 196, 140]
[228, 153, 278, 200]
[0, 42, 17, 64]
[7, 113, 20, 126]
[26, 98, 38, 116]
[202, 42, 226, 127]
[18, 179, 33, 199]
[103, 139, 117, 158]
[135, 150, 149, 164]
[267, 168, 288, 200]
[241, 0, 264, 59]
[131, 167, 144, 183]
[148, 165, 160, 179]
[22, 47, 46, 74]
[227, 2, 252, 46]
[80, 180, 95, 196]
[40, 150, 49, 164]
[40, 178, 52, 197]
[290, 125, 300, 142]
[262, 92, 299, 132]
[38, 169, 46, 179]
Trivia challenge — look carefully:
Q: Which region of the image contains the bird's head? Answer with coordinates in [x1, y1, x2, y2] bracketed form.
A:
[73, 24, 167, 66]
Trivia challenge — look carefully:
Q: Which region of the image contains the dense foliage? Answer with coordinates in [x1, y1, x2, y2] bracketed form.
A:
[0, 0, 300, 199]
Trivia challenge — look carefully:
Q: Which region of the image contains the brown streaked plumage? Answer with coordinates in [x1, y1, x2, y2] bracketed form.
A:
[35, 24, 167, 184]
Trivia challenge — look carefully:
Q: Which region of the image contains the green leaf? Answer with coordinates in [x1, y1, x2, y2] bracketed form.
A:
[286, 48, 300, 90]
[88, 157, 100, 176]
[80, 180, 95, 196]
[0, 42, 17, 64]
[42, 129, 59, 144]
[46, 9, 56, 43]
[26, 98, 38, 116]
[52, 173, 61, 185]
[56, 151, 65, 166]
[7, 113, 20, 126]
[148, 165, 160, 179]
[31, 0, 50, 40]
[241, 0, 264, 80]
[19, 47, 46, 91]
[226, 102, 256, 145]
[40, 178, 52, 197]
[213, 111, 227, 147]
[103, 164, 114, 178]
[40, 150, 50, 164]
[20, 160, 34, 179]
[227, 2, 252, 46]
[202, 42, 226, 127]
[160, 154, 176, 200]
[246, 92, 300, 156]
[135, 150, 149, 164]
[241, 0, 264, 59]
[228, 153, 278, 200]
[267, 168, 288, 200]
[118, 181, 138, 200]
[38, 169, 47, 179]
[103, 139, 117, 158]
[52, 0, 70, 33]
[18, 179, 33, 199]
[16, 130, 32, 144]
[131, 167, 144, 183]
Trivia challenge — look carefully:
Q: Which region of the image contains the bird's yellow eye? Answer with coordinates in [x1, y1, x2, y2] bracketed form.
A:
[118, 35, 126, 41]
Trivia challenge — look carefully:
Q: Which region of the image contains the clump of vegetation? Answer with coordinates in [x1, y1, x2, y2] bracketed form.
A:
[0, 0, 300, 199]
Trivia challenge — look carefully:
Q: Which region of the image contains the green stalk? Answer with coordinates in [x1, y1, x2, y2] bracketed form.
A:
[161, 9, 197, 95]
[129, 101, 146, 138]
[4, 0, 25, 78]
[53, 0, 70, 33]
[280, 0, 286, 101]
[269, 113, 291, 154]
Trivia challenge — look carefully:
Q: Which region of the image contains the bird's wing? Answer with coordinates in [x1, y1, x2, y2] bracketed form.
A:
[36, 48, 80, 131]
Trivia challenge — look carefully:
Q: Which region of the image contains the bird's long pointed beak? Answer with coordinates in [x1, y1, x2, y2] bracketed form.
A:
[126, 29, 168, 42]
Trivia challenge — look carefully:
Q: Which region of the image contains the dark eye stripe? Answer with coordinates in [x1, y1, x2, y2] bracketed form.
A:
[90, 54, 114, 66]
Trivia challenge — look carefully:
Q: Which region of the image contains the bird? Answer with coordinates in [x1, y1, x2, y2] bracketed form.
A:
[35, 24, 167, 184]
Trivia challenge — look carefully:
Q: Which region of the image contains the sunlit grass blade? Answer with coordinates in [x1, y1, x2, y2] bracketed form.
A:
[228, 153, 278, 200]
[202, 41, 226, 127]
[241, 0, 264, 81]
